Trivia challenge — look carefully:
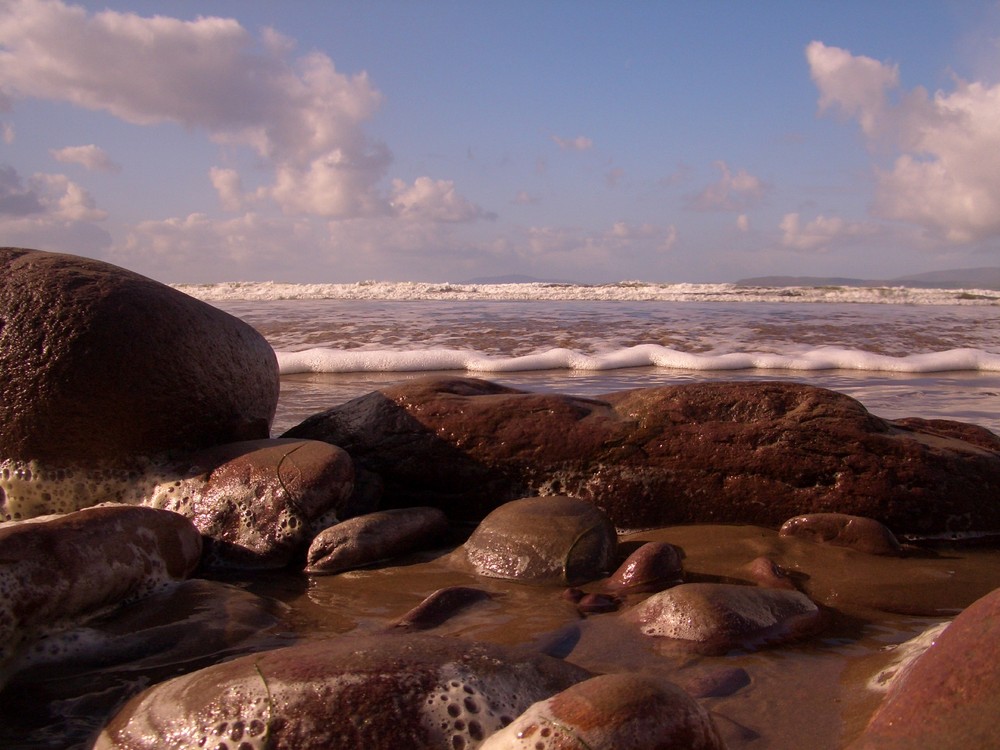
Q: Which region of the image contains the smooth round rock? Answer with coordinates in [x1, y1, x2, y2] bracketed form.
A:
[95, 633, 591, 750]
[779, 513, 902, 556]
[479, 673, 727, 749]
[306, 506, 448, 575]
[0, 248, 278, 516]
[850, 587, 1000, 749]
[607, 541, 684, 593]
[462, 496, 617, 585]
[623, 582, 822, 653]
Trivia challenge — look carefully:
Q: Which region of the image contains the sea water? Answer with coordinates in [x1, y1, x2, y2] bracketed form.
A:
[173, 281, 1000, 437]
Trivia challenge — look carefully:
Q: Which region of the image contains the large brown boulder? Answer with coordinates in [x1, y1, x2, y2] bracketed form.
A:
[95, 633, 590, 750]
[284, 377, 1000, 533]
[850, 586, 1000, 749]
[0, 248, 278, 517]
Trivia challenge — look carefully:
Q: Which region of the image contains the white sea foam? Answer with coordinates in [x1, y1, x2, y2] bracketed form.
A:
[175, 280, 1000, 306]
[277, 345, 1000, 376]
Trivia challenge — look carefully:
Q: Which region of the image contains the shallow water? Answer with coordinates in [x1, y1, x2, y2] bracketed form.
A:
[235, 525, 1000, 750]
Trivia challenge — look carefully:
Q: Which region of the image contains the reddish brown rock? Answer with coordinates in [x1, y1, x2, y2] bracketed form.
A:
[306, 506, 448, 575]
[479, 673, 727, 749]
[284, 377, 1000, 533]
[0, 248, 280, 524]
[779, 513, 902, 555]
[0, 505, 202, 670]
[460, 496, 617, 585]
[0, 248, 278, 465]
[851, 587, 1000, 749]
[149, 438, 355, 569]
[607, 541, 684, 594]
[622, 582, 822, 654]
[95, 633, 590, 750]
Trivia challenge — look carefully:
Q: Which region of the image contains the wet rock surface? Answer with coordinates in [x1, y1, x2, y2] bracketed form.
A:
[0, 505, 202, 671]
[458, 496, 617, 585]
[306, 506, 448, 575]
[149, 438, 355, 569]
[0, 247, 277, 479]
[851, 586, 1000, 749]
[284, 376, 1000, 533]
[779, 512, 902, 555]
[95, 633, 591, 750]
[479, 673, 728, 749]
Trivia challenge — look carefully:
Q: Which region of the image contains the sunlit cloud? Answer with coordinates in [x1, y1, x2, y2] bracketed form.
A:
[808, 40, 1000, 244]
[779, 212, 876, 252]
[50, 144, 121, 173]
[551, 134, 594, 151]
[390, 177, 494, 223]
[686, 161, 768, 211]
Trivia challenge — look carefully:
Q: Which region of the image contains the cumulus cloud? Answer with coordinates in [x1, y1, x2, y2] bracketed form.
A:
[0, 0, 491, 228]
[779, 212, 875, 252]
[50, 144, 121, 173]
[0, 164, 43, 215]
[687, 161, 768, 211]
[390, 177, 493, 223]
[551, 134, 594, 151]
[807, 40, 1000, 243]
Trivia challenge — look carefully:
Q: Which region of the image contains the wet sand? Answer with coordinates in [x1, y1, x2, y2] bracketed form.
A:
[238, 523, 1000, 750]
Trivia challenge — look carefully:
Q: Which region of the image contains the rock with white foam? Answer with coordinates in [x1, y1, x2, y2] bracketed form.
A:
[0, 504, 202, 672]
[95, 633, 590, 750]
[0, 247, 279, 519]
[460, 496, 617, 585]
[622, 582, 822, 654]
[147, 438, 355, 569]
[479, 673, 727, 749]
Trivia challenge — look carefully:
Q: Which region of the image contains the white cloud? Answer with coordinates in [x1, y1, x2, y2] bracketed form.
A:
[808, 40, 1000, 243]
[50, 144, 120, 173]
[511, 190, 538, 206]
[1, 121, 12, 143]
[0, 0, 390, 217]
[389, 177, 493, 223]
[687, 161, 768, 211]
[551, 134, 594, 151]
[736, 214, 750, 232]
[779, 212, 875, 252]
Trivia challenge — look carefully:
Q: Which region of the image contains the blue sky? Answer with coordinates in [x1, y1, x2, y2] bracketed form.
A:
[1, 0, 999, 283]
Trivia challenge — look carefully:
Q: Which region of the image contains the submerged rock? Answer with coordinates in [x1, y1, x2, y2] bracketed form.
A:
[306, 506, 448, 575]
[606, 541, 684, 594]
[479, 673, 727, 749]
[461, 496, 617, 585]
[851, 586, 1000, 749]
[0, 579, 286, 750]
[95, 633, 590, 750]
[0, 505, 202, 672]
[284, 376, 1000, 534]
[779, 513, 902, 556]
[622, 582, 822, 654]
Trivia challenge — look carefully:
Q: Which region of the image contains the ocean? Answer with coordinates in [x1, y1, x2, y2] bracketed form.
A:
[173, 280, 1000, 437]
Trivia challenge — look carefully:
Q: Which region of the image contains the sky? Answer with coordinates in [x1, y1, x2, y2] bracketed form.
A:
[1, 0, 1000, 284]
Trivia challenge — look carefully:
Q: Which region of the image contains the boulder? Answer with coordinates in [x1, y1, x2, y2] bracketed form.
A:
[460, 496, 617, 585]
[0, 247, 279, 519]
[284, 377, 1000, 533]
[148, 438, 354, 569]
[622, 582, 822, 654]
[851, 587, 1000, 749]
[95, 633, 590, 750]
[479, 673, 727, 749]
[0, 505, 202, 671]
[778, 513, 902, 555]
[306, 506, 448, 575]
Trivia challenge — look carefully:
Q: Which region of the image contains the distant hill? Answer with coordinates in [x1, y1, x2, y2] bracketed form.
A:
[738, 267, 1000, 291]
